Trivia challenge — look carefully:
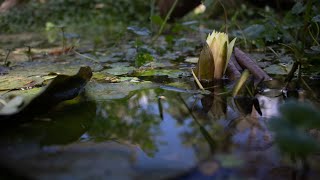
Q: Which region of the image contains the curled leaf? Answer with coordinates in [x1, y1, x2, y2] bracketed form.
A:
[0, 66, 92, 125]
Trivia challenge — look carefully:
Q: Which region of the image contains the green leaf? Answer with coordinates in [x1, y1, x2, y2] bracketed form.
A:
[135, 52, 154, 67]
[226, 37, 237, 71]
[232, 70, 250, 97]
[279, 101, 320, 128]
[291, 2, 305, 15]
[194, 42, 215, 81]
[221, 41, 228, 75]
[150, 15, 164, 26]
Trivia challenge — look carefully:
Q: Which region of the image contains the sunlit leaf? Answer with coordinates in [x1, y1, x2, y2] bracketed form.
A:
[232, 70, 250, 97]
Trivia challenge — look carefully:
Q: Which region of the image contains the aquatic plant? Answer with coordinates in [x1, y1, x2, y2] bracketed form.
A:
[269, 101, 320, 170]
[194, 30, 236, 81]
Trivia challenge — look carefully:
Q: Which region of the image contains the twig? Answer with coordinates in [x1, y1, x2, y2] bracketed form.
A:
[191, 68, 205, 90]
[73, 50, 100, 63]
[234, 47, 272, 81]
[4, 49, 11, 66]
[152, 0, 178, 43]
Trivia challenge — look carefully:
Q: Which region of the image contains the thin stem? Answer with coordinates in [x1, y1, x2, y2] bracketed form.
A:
[308, 25, 320, 46]
[4, 49, 11, 66]
[315, 22, 319, 40]
[217, 0, 228, 34]
[150, 0, 156, 31]
[60, 27, 66, 52]
[152, 0, 178, 43]
[73, 50, 99, 63]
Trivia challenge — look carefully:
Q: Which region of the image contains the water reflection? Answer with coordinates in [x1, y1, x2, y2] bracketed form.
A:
[88, 89, 206, 170]
[0, 85, 315, 179]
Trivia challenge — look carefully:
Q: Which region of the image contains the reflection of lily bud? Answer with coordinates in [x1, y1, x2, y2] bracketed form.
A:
[201, 87, 227, 120]
[195, 31, 236, 81]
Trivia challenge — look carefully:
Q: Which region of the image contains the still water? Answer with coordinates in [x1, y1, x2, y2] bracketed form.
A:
[0, 83, 319, 179]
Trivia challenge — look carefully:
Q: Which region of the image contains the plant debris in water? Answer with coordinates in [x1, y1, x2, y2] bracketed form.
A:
[0, 66, 92, 125]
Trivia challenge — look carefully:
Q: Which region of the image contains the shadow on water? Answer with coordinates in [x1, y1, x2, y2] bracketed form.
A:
[0, 80, 319, 179]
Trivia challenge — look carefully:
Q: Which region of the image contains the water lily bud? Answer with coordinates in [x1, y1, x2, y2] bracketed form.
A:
[195, 30, 236, 80]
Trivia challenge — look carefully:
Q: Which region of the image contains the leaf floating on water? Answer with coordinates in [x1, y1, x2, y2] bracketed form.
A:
[0, 66, 92, 125]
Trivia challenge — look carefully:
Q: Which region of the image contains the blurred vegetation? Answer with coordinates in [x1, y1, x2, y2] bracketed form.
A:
[0, 0, 150, 40]
[1, 0, 319, 47]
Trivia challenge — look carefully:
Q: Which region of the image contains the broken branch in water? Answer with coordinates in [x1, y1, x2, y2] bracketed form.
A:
[234, 47, 272, 82]
[226, 54, 241, 81]
[230, 53, 242, 71]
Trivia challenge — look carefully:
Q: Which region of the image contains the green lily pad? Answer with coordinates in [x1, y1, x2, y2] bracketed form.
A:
[1, 87, 42, 101]
[135, 69, 190, 79]
[103, 63, 136, 76]
[0, 75, 44, 91]
[264, 63, 293, 75]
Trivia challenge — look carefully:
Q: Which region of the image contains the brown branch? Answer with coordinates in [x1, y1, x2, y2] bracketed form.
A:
[226, 54, 241, 81]
[234, 47, 272, 81]
[230, 53, 242, 71]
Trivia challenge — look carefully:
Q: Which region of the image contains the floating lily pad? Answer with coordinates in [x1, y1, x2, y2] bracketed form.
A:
[264, 63, 293, 75]
[135, 69, 190, 79]
[0, 75, 44, 91]
[1, 87, 43, 101]
[10, 61, 102, 77]
[103, 62, 136, 76]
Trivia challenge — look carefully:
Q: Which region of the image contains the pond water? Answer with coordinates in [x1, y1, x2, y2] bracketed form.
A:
[0, 40, 319, 179]
[2, 79, 318, 180]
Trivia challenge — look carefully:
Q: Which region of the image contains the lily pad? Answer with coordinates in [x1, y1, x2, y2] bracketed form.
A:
[135, 69, 190, 79]
[0, 75, 44, 91]
[264, 63, 293, 75]
[103, 62, 136, 76]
